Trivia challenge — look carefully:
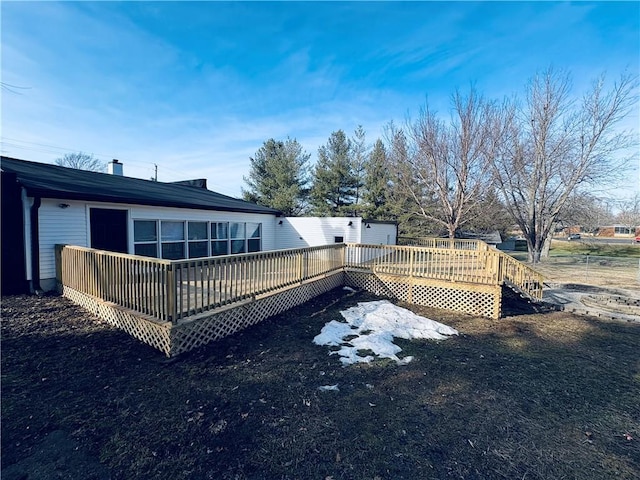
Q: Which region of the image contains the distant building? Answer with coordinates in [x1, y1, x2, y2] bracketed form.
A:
[595, 225, 639, 238]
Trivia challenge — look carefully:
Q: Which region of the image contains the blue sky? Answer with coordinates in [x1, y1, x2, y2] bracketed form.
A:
[2, 1, 638, 199]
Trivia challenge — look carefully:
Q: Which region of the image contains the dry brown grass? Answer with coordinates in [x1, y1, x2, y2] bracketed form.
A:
[532, 255, 639, 289]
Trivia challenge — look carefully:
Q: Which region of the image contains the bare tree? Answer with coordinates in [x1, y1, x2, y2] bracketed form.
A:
[396, 88, 497, 238]
[384, 121, 436, 236]
[55, 152, 106, 172]
[559, 193, 614, 235]
[493, 69, 638, 262]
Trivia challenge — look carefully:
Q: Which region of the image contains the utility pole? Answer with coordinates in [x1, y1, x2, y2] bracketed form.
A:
[154, 164, 158, 182]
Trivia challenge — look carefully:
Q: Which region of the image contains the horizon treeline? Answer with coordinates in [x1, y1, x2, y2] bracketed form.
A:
[242, 67, 638, 262]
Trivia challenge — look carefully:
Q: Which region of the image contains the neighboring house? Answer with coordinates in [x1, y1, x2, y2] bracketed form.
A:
[457, 230, 502, 246]
[1, 156, 397, 294]
[596, 225, 640, 238]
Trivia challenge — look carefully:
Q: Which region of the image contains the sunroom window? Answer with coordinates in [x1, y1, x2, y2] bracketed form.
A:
[132, 219, 262, 259]
[134, 220, 158, 257]
[188, 222, 208, 258]
[230, 222, 246, 254]
[247, 222, 261, 253]
[161, 221, 185, 260]
[211, 222, 229, 256]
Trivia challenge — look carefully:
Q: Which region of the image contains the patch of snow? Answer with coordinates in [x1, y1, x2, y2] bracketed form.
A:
[313, 300, 458, 365]
[318, 384, 340, 392]
[343, 286, 357, 292]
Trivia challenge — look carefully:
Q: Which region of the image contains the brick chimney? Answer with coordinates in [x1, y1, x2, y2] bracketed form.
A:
[108, 159, 123, 176]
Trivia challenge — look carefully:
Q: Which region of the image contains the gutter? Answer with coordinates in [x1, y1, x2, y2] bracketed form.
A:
[29, 195, 42, 293]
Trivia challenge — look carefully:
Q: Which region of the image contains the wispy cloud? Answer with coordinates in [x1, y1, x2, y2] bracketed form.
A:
[2, 1, 637, 199]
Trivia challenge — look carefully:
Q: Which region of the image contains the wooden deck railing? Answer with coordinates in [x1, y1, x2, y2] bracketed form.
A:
[56, 245, 173, 321]
[346, 243, 543, 300]
[57, 244, 344, 323]
[495, 250, 544, 300]
[345, 243, 500, 284]
[57, 239, 542, 324]
[397, 237, 489, 251]
[171, 244, 344, 320]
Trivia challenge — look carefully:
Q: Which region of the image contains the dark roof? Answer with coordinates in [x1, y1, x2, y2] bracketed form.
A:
[1, 156, 280, 215]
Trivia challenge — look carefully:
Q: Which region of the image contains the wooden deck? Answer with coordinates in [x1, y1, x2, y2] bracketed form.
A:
[56, 240, 543, 356]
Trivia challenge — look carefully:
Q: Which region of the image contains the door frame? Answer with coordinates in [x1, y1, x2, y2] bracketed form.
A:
[87, 205, 130, 254]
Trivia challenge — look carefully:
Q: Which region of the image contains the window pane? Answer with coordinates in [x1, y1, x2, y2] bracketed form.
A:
[211, 222, 228, 240]
[134, 220, 157, 242]
[188, 222, 208, 240]
[135, 243, 157, 257]
[248, 238, 261, 253]
[188, 241, 208, 258]
[161, 221, 184, 241]
[162, 242, 184, 260]
[247, 222, 261, 238]
[211, 240, 228, 256]
[230, 222, 245, 239]
[231, 239, 245, 254]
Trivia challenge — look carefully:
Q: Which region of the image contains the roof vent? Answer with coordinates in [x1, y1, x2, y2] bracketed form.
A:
[108, 159, 123, 176]
[170, 179, 208, 189]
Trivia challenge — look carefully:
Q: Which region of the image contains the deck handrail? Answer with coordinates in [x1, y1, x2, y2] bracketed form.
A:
[57, 239, 542, 324]
[397, 237, 489, 251]
[345, 243, 501, 284]
[56, 245, 174, 321]
[57, 244, 345, 323]
[494, 250, 544, 300]
[356, 241, 543, 300]
[169, 244, 344, 320]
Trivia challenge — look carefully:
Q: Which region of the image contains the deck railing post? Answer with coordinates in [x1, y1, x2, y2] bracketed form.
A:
[55, 244, 66, 292]
[409, 248, 415, 278]
[166, 264, 177, 324]
[297, 250, 304, 282]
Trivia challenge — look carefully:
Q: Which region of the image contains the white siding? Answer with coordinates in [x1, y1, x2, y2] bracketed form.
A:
[275, 217, 362, 250]
[361, 222, 397, 245]
[38, 199, 89, 281]
[37, 198, 278, 287]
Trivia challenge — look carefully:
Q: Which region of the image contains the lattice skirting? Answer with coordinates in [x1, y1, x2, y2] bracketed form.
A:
[62, 273, 344, 357]
[170, 272, 344, 356]
[61, 269, 503, 356]
[60, 285, 173, 355]
[344, 270, 502, 319]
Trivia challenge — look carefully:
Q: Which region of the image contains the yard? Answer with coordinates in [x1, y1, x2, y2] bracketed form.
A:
[2, 280, 639, 479]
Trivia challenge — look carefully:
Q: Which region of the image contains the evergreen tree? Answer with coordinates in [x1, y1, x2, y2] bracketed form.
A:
[242, 138, 310, 216]
[362, 139, 393, 220]
[351, 125, 368, 213]
[310, 130, 358, 216]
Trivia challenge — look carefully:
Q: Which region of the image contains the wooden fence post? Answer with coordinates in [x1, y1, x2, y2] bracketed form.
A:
[166, 264, 177, 324]
[55, 244, 66, 293]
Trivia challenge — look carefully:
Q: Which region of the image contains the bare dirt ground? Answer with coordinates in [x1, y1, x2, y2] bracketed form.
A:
[2, 263, 639, 479]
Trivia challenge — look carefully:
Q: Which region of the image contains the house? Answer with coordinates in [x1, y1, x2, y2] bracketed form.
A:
[1, 156, 397, 295]
[275, 217, 397, 249]
[595, 225, 640, 238]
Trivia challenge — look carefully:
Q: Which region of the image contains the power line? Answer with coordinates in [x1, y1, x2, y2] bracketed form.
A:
[0, 137, 119, 160]
[0, 136, 242, 196]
